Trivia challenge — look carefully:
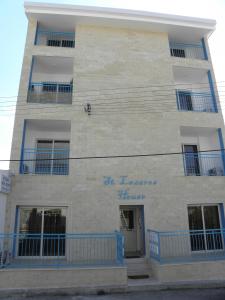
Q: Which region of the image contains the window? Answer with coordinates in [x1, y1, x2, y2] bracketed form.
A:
[188, 205, 223, 251]
[62, 40, 75, 48]
[42, 83, 57, 92]
[183, 144, 200, 176]
[47, 39, 75, 48]
[17, 207, 66, 257]
[170, 48, 186, 58]
[178, 91, 193, 111]
[58, 84, 71, 93]
[35, 140, 69, 175]
[47, 39, 61, 47]
[120, 209, 134, 230]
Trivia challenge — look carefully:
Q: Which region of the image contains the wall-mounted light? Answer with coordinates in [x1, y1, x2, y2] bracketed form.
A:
[84, 103, 91, 116]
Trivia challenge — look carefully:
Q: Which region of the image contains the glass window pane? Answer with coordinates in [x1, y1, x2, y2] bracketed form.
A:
[188, 206, 203, 230]
[188, 206, 205, 251]
[42, 208, 66, 256]
[35, 140, 53, 174]
[53, 141, 69, 175]
[18, 208, 42, 256]
[204, 206, 220, 229]
[204, 206, 222, 250]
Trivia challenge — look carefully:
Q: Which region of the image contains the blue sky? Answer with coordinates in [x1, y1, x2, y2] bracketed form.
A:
[0, 0, 225, 169]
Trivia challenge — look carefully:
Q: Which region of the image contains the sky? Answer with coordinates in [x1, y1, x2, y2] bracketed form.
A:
[0, 0, 225, 170]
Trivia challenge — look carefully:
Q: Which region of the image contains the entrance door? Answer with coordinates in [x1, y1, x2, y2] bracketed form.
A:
[183, 144, 200, 176]
[120, 206, 144, 258]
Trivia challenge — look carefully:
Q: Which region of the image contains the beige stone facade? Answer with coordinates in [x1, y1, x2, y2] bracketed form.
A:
[3, 3, 225, 286]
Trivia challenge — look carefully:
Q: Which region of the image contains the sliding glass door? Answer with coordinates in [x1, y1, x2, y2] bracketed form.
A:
[188, 205, 223, 252]
[17, 207, 66, 257]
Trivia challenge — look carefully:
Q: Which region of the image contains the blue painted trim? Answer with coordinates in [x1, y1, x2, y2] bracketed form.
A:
[19, 120, 27, 174]
[170, 42, 203, 48]
[28, 57, 34, 88]
[115, 231, 124, 265]
[218, 128, 225, 175]
[12, 207, 19, 258]
[201, 38, 208, 60]
[208, 70, 218, 113]
[219, 204, 225, 246]
[176, 90, 180, 110]
[140, 205, 146, 256]
[38, 30, 75, 35]
[157, 231, 161, 263]
[34, 22, 39, 45]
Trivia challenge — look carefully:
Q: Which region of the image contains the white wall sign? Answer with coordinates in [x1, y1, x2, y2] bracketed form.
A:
[0, 174, 11, 194]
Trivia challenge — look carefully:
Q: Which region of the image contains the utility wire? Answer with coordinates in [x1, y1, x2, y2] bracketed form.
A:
[0, 80, 224, 101]
[2, 148, 225, 162]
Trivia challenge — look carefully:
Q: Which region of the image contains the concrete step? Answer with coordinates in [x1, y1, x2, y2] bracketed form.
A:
[126, 257, 151, 278]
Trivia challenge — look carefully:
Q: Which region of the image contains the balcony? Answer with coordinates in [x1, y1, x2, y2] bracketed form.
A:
[27, 56, 73, 104]
[170, 41, 206, 60]
[183, 152, 224, 176]
[28, 82, 73, 104]
[176, 90, 216, 113]
[21, 147, 69, 175]
[181, 127, 224, 176]
[20, 120, 71, 175]
[173, 67, 217, 113]
[35, 26, 75, 48]
[149, 228, 225, 264]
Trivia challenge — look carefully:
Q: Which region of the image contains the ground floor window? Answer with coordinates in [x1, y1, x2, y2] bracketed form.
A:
[17, 207, 66, 257]
[188, 204, 223, 251]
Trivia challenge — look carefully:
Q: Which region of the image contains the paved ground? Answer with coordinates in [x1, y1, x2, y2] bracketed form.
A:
[4, 288, 225, 300]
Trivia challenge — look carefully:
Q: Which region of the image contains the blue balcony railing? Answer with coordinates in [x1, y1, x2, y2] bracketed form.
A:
[170, 42, 206, 60]
[176, 90, 216, 113]
[183, 152, 224, 176]
[0, 232, 124, 269]
[27, 82, 73, 104]
[20, 148, 70, 175]
[149, 228, 225, 264]
[35, 30, 75, 48]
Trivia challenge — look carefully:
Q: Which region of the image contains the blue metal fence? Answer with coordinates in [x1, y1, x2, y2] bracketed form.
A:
[27, 82, 73, 104]
[176, 90, 216, 113]
[0, 232, 124, 269]
[20, 148, 70, 175]
[170, 42, 206, 60]
[148, 228, 225, 264]
[183, 152, 224, 176]
[35, 30, 75, 48]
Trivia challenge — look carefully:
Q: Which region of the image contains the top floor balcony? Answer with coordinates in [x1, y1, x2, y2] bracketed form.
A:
[169, 39, 207, 60]
[35, 24, 75, 48]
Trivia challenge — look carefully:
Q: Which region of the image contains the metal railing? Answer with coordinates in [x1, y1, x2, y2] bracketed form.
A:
[27, 82, 73, 104]
[0, 232, 124, 269]
[176, 90, 216, 113]
[183, 152, 224, 176]
[20, 148, 70, 175]
[148, 229, 225, 264]
[35, 30, 75, 48]
[170, 42, 206, 60]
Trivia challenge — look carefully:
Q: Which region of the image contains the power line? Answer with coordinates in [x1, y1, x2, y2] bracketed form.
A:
[0, 80, 224, 101]
[2, 148, 225, 162]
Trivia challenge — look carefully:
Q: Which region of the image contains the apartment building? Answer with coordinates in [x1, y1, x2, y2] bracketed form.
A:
[1, 1, 225, 290]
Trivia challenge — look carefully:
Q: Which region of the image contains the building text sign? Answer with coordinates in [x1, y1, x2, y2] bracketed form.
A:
[0, 174, 11, 194]
[103, 176, 157, 200]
